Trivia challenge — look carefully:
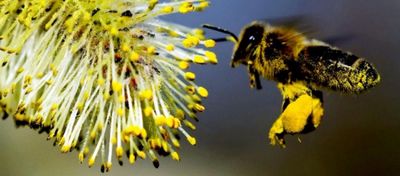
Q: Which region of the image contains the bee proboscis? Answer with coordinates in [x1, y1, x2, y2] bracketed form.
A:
[203, 21, 381, 147]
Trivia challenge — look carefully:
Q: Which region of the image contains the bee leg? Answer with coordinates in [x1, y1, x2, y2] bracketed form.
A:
[281, 98, 290, 112]
[248, 65, 262, 89]
[268, 91, 324, 147]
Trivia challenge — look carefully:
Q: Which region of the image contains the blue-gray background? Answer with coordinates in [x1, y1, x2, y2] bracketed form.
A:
[0, 0, 399, 175]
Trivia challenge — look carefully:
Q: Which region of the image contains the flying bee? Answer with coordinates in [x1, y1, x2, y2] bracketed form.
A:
[203, 21, 381, 147]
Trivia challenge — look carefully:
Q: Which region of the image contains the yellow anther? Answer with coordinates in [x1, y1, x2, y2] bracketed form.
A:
[98, 122, 104, 131]
[97, 78, 105, 86]
[155, 115, 166, 126]
[129, 154, 135, 164]
[78, 152, 85, 163]
[172, 139, 180, 148]
[192, 28, 204, 36]
[103, 91, 110, 100]
[82, 11, 91, 23]
[88, 156, 95, 167]
[51, 103, 59, 110]
[185, 85, 196, 94]
[173, 118, 181, 128]
[36, 72, 44, 78]
[137, 151, 146, 159]
[148, 0, 159, 10]
[139, 89, 153, 100]
[204, 39, 216, 48]
[90, 130, 97, 140]
[140, 128, 147, 139]
[205, 51, 218, 64]
[147, 46, 156, 55]
[112, 137, 117, 145]
[117, 108, 124, 116]
[112, 81, 123, 93]
[165, 44, 175, 51]
[197, 86, 209, 98]
[14, 113, 25, 121]
[77, 102, 84, 111]
[171, 152, 180, 161]
[169, 30, 179, 37]
[182, 35, 200, 48]
[144, 106, 153, 117]
[178, 61, 190, 70]
[118, 94, 125, 102]
[110, 27, 119, 36]
[61, 145, 71, 153]
[121, 43, 130, 52]
[105, 162, 112, 170]
[166, 117, 174, 127]
[184, 120, 196, 130]
[186, 136, 197, 145]
[176, 109, 185, 120]
[129, 51, 140, 62]
[185, 72, 196, 81]
[83, 91, 90, 100]
[161, 6, 174, 13]
[199, 1, 210, 9]
[179, 2, 194, 14]
[194, 103, 205, 112]
[17, 67, 24, 74]
[116, 146, 124, 158]
[193, 55, 206, 64]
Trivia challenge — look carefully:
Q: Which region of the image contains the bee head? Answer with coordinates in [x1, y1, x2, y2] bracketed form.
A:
[231, 22, 266, 68]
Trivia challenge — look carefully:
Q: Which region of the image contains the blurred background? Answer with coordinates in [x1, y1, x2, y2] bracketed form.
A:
[1, 0, 399, 175]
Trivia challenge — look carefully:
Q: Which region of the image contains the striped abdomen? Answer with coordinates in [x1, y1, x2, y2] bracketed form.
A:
[296, 45, 380, 93]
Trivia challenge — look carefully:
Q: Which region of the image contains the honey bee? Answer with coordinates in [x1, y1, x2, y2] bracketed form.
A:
[203, 21, 381, 147]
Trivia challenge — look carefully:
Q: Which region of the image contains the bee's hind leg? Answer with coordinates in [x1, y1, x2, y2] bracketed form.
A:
[268, 84, 324, 147]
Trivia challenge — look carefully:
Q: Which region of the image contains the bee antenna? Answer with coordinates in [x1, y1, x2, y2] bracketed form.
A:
[202, 24, 238, 42]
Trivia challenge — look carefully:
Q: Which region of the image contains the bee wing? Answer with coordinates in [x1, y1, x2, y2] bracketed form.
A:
[260, 15, 355, 45]
[321, 34, 355, 46]
[259, 15, 316, 34]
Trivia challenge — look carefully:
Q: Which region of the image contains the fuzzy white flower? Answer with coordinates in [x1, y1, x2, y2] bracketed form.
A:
[0, 0, 216, 171]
